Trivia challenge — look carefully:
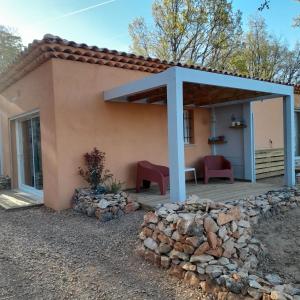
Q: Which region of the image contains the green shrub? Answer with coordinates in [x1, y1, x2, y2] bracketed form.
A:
[105, 177, 124, 194]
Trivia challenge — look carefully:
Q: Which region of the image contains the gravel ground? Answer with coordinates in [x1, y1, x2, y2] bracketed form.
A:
[254, 207, 300, 285]
[0, 207, 209, 300]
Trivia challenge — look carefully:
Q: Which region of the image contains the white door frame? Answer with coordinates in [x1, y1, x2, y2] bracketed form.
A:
[15, 111, 43, 200]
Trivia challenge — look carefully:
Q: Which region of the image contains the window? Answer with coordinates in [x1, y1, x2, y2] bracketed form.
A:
[295, 111, 300, 157]
[183, 109, 194, 144]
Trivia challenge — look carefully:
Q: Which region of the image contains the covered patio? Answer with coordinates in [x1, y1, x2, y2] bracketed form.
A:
[104, 66, 295, 203]
[132, 178, 284, 209]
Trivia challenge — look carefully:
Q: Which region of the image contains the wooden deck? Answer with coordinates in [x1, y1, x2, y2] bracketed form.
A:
[133, 178, 284, 210]
[0, 190, 43, 210]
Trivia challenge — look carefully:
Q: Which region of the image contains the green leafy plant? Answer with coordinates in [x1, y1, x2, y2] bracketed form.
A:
[104, 177, 124, 194]
[78, 147, 112, 190]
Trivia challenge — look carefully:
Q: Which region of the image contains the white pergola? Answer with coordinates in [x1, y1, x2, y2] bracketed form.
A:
[104, 66, 295, 202]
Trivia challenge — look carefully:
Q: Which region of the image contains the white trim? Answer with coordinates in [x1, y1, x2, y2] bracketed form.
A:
[15, 112, 44, 202]
[10, 109, 40, 122]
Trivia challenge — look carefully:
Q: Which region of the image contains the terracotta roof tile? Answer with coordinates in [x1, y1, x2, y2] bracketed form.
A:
[0, 34, 298, 93]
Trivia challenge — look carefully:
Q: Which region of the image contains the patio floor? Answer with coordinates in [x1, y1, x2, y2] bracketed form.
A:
[0, 190, 43, 210]
[133, 177, 284, 210]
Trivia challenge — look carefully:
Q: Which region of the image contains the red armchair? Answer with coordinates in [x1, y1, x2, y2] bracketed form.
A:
[136, 161, 169, 195]
[203, 155, 234, 184]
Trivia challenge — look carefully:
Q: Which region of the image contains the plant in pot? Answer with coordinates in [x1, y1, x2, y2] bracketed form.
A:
[78, 147, 112, 194]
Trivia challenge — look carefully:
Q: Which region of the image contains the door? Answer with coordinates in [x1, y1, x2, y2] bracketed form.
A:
[16, 114, 43, 198]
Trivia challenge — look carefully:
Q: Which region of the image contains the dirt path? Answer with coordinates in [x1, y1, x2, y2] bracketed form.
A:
[0, 207, 209, 300]
[254, 207, 300, 285]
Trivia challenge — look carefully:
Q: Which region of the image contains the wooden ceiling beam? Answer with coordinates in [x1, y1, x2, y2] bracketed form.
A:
[127, 87, 166, 102]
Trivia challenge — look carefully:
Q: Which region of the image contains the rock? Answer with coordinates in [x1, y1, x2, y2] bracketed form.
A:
[204, 217, 219, 233]
[190, 254, 214, 263]
[205, 265, 223, 278]
[270, 291, 288, 300]
[185, 236, 202, 248]
[207, 231, 218, 249]
[161, 256, 171, 268]
[265, 274, 283, 285]
[144, 238, 158, 251]
[217, 207, 241, 226]
[162, 226, 174, 237]
[141, 227, 153, 239]
[144, 212, 159, 224]
[166, 213, 179, 223]
[238, 220, 251, 228]
[174, 242, 184, 251]
[169, 250, 189, 261]
[249, 280, 263, 289]
[124, 201, 139, 213]
[171, 230, 181, 241]
[182, 243, 195, 255]
[144, 250, 161, 266]
[157, 233, 173, 245]
[181, 262, 197, 271]
[206, 247, 223, 257]
[168, 264, 185, 279]
[157, 207, 168, 217]
[218, 226, 228, 239]
[86, 206, 96, 217]
[248, 287, 263, 300]
[183, 271, 200, 286]
[177, 218, 194, 235]
[158, 243, 172, 254]
[222, 238, 235, 258]
[226, 263, 238, 271]
[283, 284, 300, 296]
[164, 203, 180, 211]
[197, 265, 205, 274]
[98, 199, 109, 209]
[194, 242, 210, 256]
[218, 257, 230, 265]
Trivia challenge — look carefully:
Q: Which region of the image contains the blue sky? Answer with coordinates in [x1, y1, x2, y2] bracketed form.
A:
[0, 0, 299, 52]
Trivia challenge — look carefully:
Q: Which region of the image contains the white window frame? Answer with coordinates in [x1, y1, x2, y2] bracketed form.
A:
[15, 111, 43, 201]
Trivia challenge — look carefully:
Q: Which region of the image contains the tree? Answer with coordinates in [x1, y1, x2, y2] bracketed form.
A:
[229, 17, 286, 80]
[293, 0, 300, 27]
[277, 43, 300, 84]
[0, 25, 23, 73]
[228, 16, 300, 84]
[129, 0, 243, 69]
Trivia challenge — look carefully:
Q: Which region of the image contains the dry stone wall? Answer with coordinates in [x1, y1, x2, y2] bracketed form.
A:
[137, 188, 300, 300]
[0, 176, 11, 190]
[73, 188, 140, 221]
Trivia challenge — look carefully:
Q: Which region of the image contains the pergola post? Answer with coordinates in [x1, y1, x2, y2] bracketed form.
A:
[243, 102, 255, 182]
[167, 70, 186, 202]
[283, 94, 295, 186]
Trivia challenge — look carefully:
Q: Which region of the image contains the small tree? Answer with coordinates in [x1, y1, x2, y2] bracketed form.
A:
[78, 148, 112, 190]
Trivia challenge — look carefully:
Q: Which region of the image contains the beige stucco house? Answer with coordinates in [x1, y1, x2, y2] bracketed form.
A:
[0, 35, 298, 210]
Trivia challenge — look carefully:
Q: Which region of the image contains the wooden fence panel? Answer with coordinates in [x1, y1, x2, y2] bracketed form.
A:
[255, 148, 284, 179]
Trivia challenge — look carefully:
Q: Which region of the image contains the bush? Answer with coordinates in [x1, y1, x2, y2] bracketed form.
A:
[78, 147, 112, 191]
[104, 177, 124, 194]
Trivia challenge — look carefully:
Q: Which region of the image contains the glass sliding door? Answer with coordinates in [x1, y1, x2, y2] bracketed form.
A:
[17, 114, 43, 196]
